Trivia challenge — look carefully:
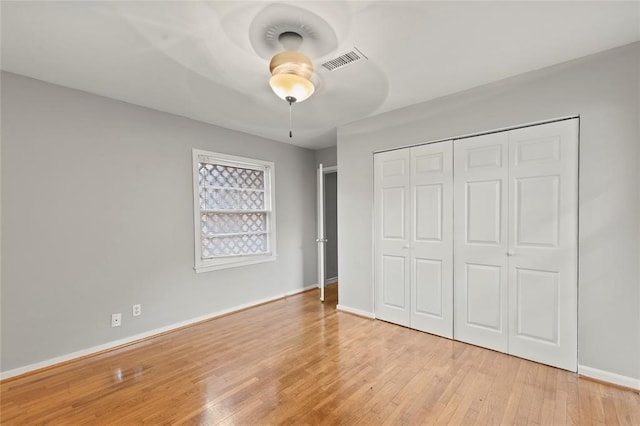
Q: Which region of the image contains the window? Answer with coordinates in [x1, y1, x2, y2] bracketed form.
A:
[192, 149, 276, 272]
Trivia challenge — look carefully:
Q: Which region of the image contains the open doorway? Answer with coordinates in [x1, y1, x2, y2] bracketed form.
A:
[324, 169, 338, 288]
[317, 164, 338, 305]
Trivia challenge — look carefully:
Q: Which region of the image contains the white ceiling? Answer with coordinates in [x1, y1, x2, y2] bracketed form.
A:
[2, 1, 639, 149]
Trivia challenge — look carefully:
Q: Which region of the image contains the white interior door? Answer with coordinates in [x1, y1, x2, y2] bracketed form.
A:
[410, 142, 454, 338]
[507, 119, 578, 371]
[454, 132, 509, 352]
[317, 163, 325, 302]
[375, 149, 411, 326]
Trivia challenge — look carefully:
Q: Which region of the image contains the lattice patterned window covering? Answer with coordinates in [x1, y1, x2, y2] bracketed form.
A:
[193, 150, 275, 272]
[198, 163, 269, 258]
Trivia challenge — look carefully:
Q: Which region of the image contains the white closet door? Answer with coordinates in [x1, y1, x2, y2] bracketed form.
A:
[375, 149, 411, 327]
[507, 119, 578, 371]
[410, 142, 453, 338]
[454, 132, 509, 352]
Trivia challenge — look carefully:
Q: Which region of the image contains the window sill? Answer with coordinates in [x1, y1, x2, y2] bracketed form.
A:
[194, 254, 277, 273]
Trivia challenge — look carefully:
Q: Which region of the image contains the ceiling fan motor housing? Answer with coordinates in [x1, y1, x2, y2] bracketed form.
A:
[269, 50, 313, 79]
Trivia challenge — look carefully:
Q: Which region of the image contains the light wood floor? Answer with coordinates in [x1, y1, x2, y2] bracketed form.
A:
[2, 284, 639, 425]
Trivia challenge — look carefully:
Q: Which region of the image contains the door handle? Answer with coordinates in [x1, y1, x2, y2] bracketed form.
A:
[403, 245, 411, 249]
[507, 250, 515, 256]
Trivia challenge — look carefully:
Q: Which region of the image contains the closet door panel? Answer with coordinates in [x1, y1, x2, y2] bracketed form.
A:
[415, 184, 443, 241]
[381, 255, 407, 309]
[465, 263, 503, 331]
[375, 149, 411, 326]
[382, 187, 406, 239]
[414, 258, 443, 317]
[466, 180, 503, 245]
[454, 133, 509, 352]
[507, 119, 578, 371]
[410, 142, 453, 338]
[515, 176, 560, 247]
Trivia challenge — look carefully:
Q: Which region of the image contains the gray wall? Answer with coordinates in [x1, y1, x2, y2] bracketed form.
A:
[314, 146, 337, 168]
[324, 172, 338, 280]
[337, 43, 640, 380]
[1, 72, 317, 372]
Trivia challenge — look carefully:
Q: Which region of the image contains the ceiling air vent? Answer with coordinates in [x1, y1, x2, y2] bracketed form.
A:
[321, 47, 368, 71]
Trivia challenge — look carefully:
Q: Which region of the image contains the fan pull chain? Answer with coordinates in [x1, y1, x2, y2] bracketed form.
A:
[285, 95, 296, 139]
[288, 100, 293, 138]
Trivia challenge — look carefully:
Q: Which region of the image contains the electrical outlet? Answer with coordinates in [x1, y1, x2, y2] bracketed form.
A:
[132, 304, 141, 317]
[111, 313, 122, 327]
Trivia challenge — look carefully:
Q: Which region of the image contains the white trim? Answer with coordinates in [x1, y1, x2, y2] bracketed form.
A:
[337, 304, 376, 319]
[371, 152, 377, 318]
[289, 284, 319, 295]
[323, 165, 338, 173]
[194, 255, 276, 273]
[0, 285, 316, 380]
[578, 365, 640, 390]
[195, 150, 271, 171]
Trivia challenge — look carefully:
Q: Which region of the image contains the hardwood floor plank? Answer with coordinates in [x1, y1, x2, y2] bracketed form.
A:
[2, 284, 639, 425]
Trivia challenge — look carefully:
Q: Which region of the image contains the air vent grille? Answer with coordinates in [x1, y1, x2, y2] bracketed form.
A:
[321, 47, 367, 71]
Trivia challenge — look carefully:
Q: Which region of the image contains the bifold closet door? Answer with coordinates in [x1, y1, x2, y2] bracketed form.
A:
[454, 118, 578, 371]
[375, 142, 454, 338]
[453, 132, 509, 352]
[410, 143, 453, 338]
[374, 149, 411, 327]
[507, 120, 578, 371]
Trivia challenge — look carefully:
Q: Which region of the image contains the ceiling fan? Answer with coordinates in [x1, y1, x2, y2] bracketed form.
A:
[247, 2, 341, 138]
[267, 31, 315, 137]
[114, 1, 384, 145]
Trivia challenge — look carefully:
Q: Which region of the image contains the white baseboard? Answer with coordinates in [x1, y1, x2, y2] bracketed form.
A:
[578, 365, 640, 390]
[288, 284, 318, 295]
[0, 285, 316, 381]
[336, 304, 376, 319]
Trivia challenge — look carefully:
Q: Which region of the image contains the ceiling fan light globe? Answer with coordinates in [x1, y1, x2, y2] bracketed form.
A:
[269, 74, 315, 103]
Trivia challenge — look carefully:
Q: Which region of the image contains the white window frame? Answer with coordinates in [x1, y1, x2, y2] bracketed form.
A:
[192, 149, 277, 273]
